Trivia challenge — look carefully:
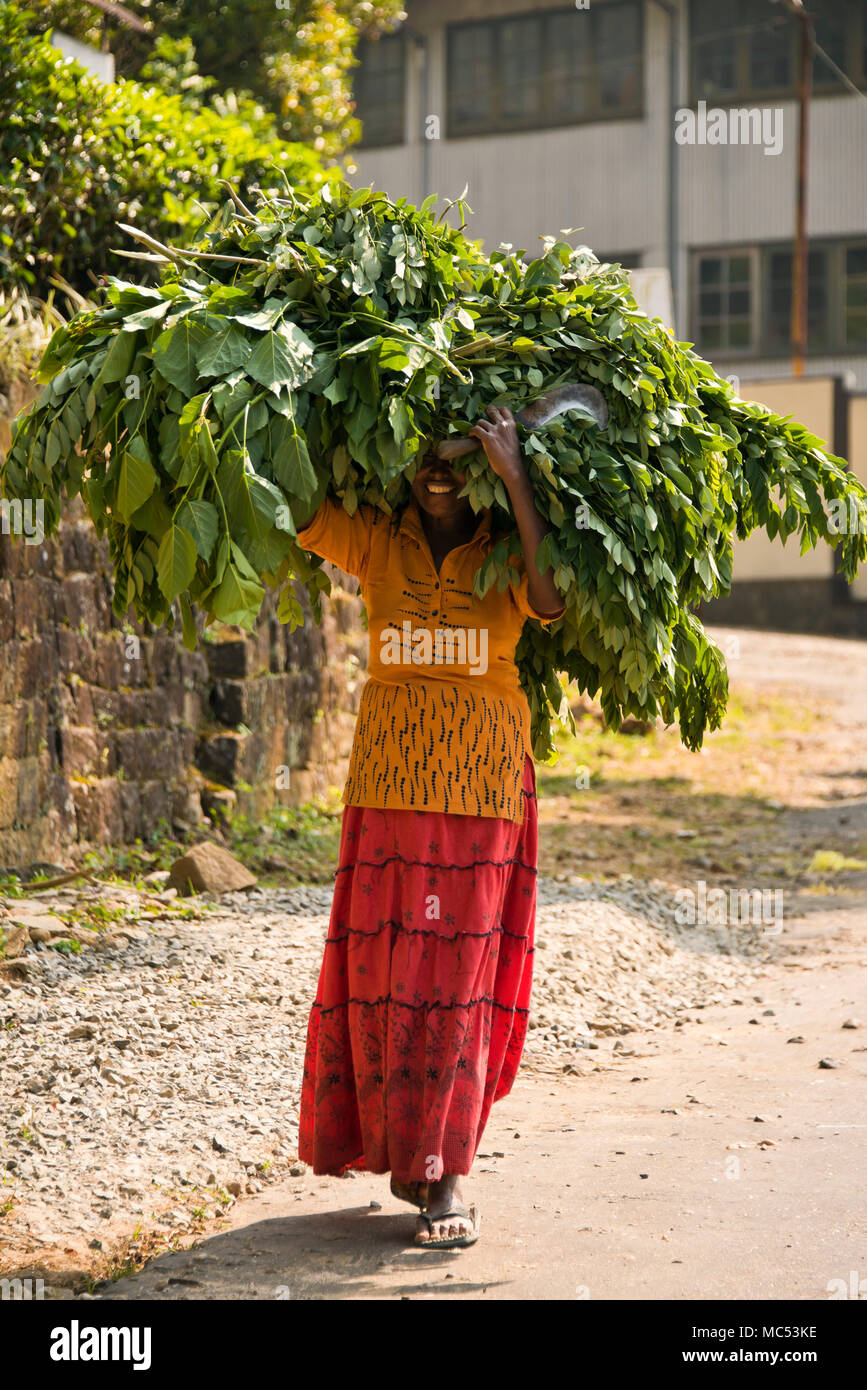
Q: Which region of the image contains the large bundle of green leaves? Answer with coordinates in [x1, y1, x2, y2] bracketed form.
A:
[4, 183, 866, 758]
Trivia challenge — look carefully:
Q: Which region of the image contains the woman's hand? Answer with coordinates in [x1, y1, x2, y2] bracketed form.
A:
[470, 405, 564, 619]
[468, 405, 525, 483]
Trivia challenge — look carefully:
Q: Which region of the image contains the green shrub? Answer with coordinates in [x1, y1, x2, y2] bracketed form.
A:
[0, 5, 333, 301]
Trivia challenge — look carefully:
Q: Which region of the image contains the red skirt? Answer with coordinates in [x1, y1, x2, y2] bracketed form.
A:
[298, 755, 537, 1182]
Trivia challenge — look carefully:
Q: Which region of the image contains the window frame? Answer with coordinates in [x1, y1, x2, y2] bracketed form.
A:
[445, 2, 645, 140]
[689, 0, 867, 107]
[691, 238, 867, 360]
[691, 247, 761, 358]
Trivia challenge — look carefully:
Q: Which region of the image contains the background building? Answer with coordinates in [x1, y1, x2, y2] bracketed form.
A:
[351, 0, 867, 631]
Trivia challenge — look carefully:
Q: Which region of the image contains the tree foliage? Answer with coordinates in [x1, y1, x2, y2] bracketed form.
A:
[0, 6, 333, 300]
[23, 0, 407, 153]
[5, 184, 866, 758]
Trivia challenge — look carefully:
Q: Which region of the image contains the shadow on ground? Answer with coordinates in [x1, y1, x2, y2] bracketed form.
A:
[91, 1205, 506, 1301]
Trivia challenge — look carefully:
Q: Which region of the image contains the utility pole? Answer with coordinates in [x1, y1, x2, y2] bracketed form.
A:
[779, 0, 815, 377]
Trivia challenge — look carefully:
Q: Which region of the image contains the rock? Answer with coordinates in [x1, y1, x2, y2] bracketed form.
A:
[7, 909, 67, 935]
[2, 924, 29, 956]
[841, 1018, 860, 1030]
[211, 1133, 230, 1153]
[169, 842, 257, 896]
[818, 1057, 843, 1069]
[226, 1180, 242, 1197]
[143, 870, 170, 888]
[68, 1024, 96, 1041]
[67, 927, 100, 947]
[0, 957, 29, 980]
[201, 787, 237, 828]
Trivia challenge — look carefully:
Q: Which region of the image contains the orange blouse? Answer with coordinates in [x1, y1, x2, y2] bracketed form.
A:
[297, 495, 563, 824]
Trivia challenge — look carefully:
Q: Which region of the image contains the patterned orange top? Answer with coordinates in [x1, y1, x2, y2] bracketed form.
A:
[297, 495, 564, 824]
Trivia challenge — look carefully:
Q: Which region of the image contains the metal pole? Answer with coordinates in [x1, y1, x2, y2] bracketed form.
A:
[789, 4, 814, 377]
[419, 33, 431, 204]
[649, 0, 680, 335]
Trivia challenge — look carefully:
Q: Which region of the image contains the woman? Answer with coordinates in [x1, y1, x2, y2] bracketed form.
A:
[296, 404, 564, 1249]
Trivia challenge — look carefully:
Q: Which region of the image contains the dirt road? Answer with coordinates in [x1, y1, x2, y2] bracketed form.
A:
[10, 624, 863, 1301]
[93, 899, 866, 1302]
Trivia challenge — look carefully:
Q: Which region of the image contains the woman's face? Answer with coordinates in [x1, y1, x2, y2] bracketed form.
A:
[410, 447, 473, 522]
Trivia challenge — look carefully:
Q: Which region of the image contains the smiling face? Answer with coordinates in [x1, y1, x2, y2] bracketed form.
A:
[410, 448, 474, 523]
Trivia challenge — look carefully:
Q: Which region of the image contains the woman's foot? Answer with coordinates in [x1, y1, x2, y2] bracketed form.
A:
[390, 1177, 429, 1209]
[414, 1175, 477, 1245]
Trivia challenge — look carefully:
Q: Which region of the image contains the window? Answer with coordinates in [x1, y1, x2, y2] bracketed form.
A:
[845, 245, 867, 348]
[354, 33, 406, 147]
[765, 248, 830, 353]
[446, 3, 643, 138]
[690, 0, 867, 104]
[692, 240, 867, 358]
[695, 252, 755, 352]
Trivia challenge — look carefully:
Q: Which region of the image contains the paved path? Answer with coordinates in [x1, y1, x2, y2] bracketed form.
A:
[96, 902, 867, 1301]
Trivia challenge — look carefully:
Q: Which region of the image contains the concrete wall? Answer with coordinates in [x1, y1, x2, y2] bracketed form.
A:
[50, 31, 115, 84]
[849, 393, 867, 602]
[701, 374, 867, 635]
[728, 376, 838, 583]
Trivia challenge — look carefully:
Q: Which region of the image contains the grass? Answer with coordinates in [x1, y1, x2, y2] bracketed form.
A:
[535, 685, 864, 890]
[225, 798, 343, 884]
[807, 849, 867, 874]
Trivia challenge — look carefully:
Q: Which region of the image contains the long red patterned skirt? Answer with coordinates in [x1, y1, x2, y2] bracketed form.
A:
[298, 755, 537, 1182]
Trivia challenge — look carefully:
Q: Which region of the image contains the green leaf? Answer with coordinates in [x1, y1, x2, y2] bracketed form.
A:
[196, 322, 252, 378]
[176, 498, 219, 561]
[97, 332, 138, 386]
[157, 524, 198, 601]
[116, 441, 157, 522]
[180, 593, 198, 651]
[270, 425, 318, 502]
[387, 397, 413, 445]
[153, 320, 211, 395]
[246, 323, 315, 393]
[211, 560, 264, 630]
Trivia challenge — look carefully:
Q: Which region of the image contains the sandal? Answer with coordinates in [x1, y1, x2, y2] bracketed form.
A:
[413, 1203, 480, 1250]
[390, 1177, 429, 1210]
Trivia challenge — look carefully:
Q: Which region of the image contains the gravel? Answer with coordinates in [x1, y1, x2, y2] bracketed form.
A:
[0, 875, 772, 1273]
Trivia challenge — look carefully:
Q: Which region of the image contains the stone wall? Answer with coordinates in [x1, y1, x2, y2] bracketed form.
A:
[0, 381, 365, 869]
